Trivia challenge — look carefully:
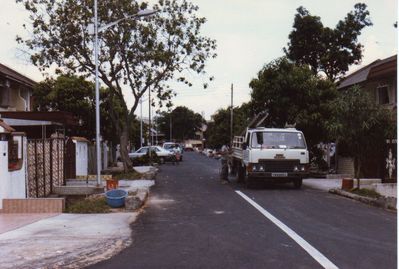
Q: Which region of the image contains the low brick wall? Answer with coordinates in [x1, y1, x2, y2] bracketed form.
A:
[2, 198, 65, 213]
[53, 186, 104, 196]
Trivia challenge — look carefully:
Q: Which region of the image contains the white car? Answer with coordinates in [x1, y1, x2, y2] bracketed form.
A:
[129, 146, 175, 163]
[163, 142, 183, 161]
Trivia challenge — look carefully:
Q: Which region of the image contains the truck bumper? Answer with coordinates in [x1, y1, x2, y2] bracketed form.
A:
[248, 172, 308, 179]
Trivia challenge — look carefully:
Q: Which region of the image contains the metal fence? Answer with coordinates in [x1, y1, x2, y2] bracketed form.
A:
[27, 138, 65, 198]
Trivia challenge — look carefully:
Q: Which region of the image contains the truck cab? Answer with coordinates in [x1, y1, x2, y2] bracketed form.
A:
[232, 127, 309, 188]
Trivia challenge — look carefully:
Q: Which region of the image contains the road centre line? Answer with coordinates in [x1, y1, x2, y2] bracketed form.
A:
[235, 190, 339, 269]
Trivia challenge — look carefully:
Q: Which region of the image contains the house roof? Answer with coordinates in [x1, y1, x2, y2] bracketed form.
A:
[338, 55, 397, 89]
[0, 111, 79, 126]
[71, 136, 90, 143]
[0, 63, 37, 88]
[0, 119, 15, 133]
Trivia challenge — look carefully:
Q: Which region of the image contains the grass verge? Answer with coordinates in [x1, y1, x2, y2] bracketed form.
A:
[66, 195, 111, 213]
[113, 170, 142, 180]
[350, 188, 381, 199]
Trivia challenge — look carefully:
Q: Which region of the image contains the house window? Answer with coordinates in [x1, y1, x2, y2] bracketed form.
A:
[377, 85, 390, 105]
[8, 135, 23, 171]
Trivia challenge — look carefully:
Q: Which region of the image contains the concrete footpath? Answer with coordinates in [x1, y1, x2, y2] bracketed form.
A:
[303, 178, 341, 191]
[0, 213, 137, 269]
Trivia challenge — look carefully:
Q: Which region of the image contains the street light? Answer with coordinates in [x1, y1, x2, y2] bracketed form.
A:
[93, 2, 157, 186]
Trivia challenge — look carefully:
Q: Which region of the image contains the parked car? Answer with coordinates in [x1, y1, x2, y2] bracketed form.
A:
[128, 146, 175, 164]
[163, 142, 183, 161]
[184, 143, 194, 151]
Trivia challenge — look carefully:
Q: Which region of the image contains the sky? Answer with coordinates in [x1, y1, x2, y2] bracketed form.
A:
[0, 0, 397, 120]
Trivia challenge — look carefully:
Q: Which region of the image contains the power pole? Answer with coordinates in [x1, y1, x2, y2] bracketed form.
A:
[230, 83, 233, 146]
[170, 113, 172, 141]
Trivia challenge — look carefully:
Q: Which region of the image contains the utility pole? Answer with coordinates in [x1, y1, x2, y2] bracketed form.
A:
[170, 113, 172, 141]
[148, 87, 152, 163]
[230, 83, 233, 146]
[140, 97, 143, 148]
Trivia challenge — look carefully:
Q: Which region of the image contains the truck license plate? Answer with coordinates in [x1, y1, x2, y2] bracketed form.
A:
[271, 173, 288, 177]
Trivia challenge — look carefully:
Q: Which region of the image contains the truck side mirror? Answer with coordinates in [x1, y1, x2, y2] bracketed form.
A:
[242, 143, 248, 150]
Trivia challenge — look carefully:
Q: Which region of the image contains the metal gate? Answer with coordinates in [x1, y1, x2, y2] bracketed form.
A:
[27, 138, 65, 198]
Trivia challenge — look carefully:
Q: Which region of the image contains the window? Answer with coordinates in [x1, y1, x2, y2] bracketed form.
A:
[377, 85, 390, 105]
[251, 131, 306, 149]
[8, 135, 23, 171]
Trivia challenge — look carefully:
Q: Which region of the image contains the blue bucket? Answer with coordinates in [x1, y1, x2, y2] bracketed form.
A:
[105, 189, 128, 208]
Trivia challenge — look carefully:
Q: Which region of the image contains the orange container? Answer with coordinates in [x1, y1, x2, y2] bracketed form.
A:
[106, 179, 119, 190]
[341, 178, 353, 190]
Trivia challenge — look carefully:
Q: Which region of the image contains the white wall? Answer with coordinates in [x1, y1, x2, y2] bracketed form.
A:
[0, 137, 27, 209]
[75, 141, 88, 176]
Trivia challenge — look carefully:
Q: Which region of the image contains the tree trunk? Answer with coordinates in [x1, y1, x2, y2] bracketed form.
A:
[355, 156, 361, 189]
[119, 125, 133, 172]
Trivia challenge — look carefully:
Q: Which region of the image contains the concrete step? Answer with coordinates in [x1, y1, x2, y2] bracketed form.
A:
[326, 174, 353, 179]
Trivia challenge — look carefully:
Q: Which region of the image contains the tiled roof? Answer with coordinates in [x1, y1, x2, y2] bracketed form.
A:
[338, 55, 397, 89]
[0, 63, 36, 88]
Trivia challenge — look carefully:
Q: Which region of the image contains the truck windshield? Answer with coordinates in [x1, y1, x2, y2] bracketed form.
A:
[251, 131, 306, 149]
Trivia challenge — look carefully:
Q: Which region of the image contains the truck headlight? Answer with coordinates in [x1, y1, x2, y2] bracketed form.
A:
[293, 166, 299, 172]
[259, 165, 264, 171]
[300, 166, 305, 171]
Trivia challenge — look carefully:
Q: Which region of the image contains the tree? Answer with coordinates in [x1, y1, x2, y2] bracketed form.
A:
[204, 103, 251, 149]
[284, 3, 372, 81]
[17, 0, 217, 171]
[249, 57, 337, 150]
[33, 74, 141, 146]
[326, 86, 396, 186]
[156, 106, 204, 141]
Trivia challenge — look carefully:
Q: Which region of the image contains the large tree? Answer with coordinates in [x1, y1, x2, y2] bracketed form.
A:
[204, 103, 251, 149]
[326, 86, 396, 185]
[17, 0, 216, 171]
[284, 3, 372, 81]
[33, 74, 141, 146]
[156, 106, 204, 141]
[249, 57, 337, 150]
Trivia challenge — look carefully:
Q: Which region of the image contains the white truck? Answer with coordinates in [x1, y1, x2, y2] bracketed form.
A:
[230, 127, 309, 188]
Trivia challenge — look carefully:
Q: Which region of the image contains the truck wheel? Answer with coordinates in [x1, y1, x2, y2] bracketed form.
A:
[237, 164, 245, 183]
[244, 175, 252, 189]
[293, 178, 303, 189]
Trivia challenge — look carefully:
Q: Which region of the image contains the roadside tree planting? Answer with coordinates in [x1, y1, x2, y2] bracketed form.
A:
[284, 3, 372, 81]
[156, 106, 204, 141]
[249, 57, 337, 150]
[326, 86, 396, 186]
[17, 0, 217, 171]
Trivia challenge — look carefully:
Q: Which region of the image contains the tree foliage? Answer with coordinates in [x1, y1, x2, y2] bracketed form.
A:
[284, 3, 372, 81]
[249, 57, 337, 149]
[204, 103, 251, 149]
[326, 86, 396, 180]
[156, 106, 204, 141]
[33, 74, 141, 145]
[17, 0, 216, 170]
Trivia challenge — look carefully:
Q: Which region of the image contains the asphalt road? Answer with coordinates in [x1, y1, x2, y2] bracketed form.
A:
[91, 152, 396, 269]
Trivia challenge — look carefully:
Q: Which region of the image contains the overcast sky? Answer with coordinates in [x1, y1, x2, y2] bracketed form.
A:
[0, 0, 397, 120]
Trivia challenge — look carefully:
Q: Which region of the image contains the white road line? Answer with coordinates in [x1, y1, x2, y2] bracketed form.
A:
[235, 190, 339, 269]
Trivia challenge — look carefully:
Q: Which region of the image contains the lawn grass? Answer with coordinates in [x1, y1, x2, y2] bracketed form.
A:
[350, 188, 381, 199]
[113, 170, 142, 180]
[66, 196, 111, 213]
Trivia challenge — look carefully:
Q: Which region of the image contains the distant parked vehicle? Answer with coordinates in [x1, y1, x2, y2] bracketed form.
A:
[128, 146, 175, 164]
[163, 142, 183, 161]
[184, 143, 194, 151]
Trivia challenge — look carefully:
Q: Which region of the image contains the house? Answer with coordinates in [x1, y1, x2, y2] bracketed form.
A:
[0, 63, 35, 112]
[337, 55, 397, 181]
[338, 55, 397, 110]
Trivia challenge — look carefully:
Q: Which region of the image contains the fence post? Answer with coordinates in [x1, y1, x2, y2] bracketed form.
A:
[34, 140, 38, 198]
[50, 139, 53, 193]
